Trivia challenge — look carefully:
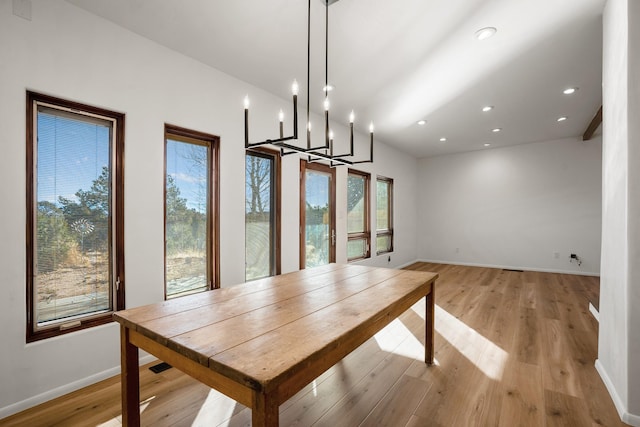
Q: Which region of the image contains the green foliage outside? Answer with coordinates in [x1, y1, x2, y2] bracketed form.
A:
[37, 166, 111, 273]
[166, 174, 206, 256]
[36, 201, 76, 273]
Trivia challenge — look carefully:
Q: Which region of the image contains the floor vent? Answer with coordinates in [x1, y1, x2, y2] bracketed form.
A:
[502, 269, 524, 272]
[149, 362, 172, 374]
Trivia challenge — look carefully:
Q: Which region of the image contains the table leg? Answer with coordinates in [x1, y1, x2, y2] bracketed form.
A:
[425, 284, 435, 365]
[120, 325, 140, 427]
[252, 390, 279, 427]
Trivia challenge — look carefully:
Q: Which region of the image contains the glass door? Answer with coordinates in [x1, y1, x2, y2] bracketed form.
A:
[300, 160, 336, 269]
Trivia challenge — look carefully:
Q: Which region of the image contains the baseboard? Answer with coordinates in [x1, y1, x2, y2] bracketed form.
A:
[0, 354, 156, 420]
[595, 359, 640, 426]
[416, 258, 600, 277]
[627, 412, 640, 426]
[397, 259, 421, 269]
[589, 302, 600, 322]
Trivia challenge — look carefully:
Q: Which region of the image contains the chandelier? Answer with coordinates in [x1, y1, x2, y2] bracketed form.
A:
[243, 0, 373, 166]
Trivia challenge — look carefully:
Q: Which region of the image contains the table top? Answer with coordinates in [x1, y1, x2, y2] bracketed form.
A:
[114, 264, 437, 394]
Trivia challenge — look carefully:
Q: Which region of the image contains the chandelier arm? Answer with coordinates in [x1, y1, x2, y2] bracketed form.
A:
[246, 136, 297, 148]
[349, 132, 374, 164]
[270, 140, 355, 166]
[244, 92, 298, 148]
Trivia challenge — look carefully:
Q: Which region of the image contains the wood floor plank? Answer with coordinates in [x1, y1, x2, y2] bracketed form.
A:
[540, 318, 584, 398]
[537, 272, 562, 320]
[545, 389, 593, 427]
[516, 307, 541, 365]
[566, 328, 626, 426]
[311, 352, 414, 426]
[2, 263, 626, 427]
[498, 360, 544, 427]
[359, 375, 429, 427]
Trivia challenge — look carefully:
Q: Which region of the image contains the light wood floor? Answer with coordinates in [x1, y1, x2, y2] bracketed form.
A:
[1, 263, 624, 426]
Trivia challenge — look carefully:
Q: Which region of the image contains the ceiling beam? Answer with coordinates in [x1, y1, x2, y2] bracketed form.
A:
[583, 105, 602, 141]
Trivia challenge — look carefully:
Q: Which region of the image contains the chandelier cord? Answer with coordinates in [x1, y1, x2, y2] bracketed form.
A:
[325, 0, 329, 101]
[306, 0, 311, 149]
[325, 0, 330, 151]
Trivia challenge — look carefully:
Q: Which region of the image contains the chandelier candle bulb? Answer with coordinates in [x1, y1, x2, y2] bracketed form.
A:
[369, 122, 374, 162]
[324, 98, 330, 148]
[279, 109, 284, 138]
[329, 130, 334, 156]
[292, 91, 298, 140]
[244, 95, 250, 147]
[349, 121, 354, 156]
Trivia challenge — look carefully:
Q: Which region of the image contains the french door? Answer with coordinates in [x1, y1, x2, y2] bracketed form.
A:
[300, 160, 336, 269]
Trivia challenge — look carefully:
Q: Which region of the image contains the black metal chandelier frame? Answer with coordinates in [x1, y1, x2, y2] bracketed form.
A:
[243, 0, 373, 166]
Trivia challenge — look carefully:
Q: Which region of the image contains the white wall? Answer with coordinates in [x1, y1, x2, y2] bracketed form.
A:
[416, 137, 602, 275]
[627, 0, 640, 418]
[0, 0, 418, 416]
[597, 0, 640, 424]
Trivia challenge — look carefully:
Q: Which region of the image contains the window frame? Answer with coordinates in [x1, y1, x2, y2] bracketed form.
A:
[299, 160, 336, 269]
[26, 91, 125, 342]
[347, 169, 371, 262]
[164, 124, 220, 299]
[245, 147, 281, 280]
[376, 175, 394, 255]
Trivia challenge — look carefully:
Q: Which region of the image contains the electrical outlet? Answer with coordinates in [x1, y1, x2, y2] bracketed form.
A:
[569, 253, 582, 266]
[455, 247, 460, 254]
[554, 252, 560, 259]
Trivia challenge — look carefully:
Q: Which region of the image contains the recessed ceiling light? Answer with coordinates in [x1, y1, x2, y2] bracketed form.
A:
[475, 27, 497, 41]
[323, 84, 335, 92]
[492, 128, 502, 133]
[439, 137, 447, 142]
[557, 116, 568, 122]
[563, 87, 578, 95]
[484, 143, 491, 147]
[482, 106, 494, 112]
[417, 120, 426, 126]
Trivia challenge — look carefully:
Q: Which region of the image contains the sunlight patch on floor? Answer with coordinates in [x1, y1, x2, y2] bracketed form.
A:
[139, 395, 155, 414]
[97, 416, 123, 427]
[97, 396, 157, 427]
[373, 318, 425, 360]
[411, 304, 508, 381]
[194, 389, 238, 426]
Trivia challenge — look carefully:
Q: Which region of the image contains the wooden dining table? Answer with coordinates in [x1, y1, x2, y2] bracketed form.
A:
[114, 263, 437, 426]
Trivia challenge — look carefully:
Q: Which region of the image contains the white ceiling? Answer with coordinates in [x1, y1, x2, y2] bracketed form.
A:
[65, 0, 604, 158]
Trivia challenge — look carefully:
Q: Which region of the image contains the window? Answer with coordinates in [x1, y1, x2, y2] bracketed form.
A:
[376, 176, 394, 254]
[245, 149, 281, 280]
[164, 124, 219, 299]
[26, 92, 125, 341]
[300, 160, 336, 269]
[347, 169, 370, 261]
